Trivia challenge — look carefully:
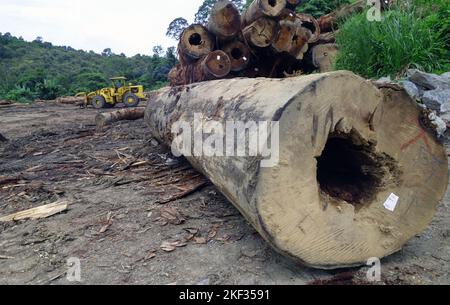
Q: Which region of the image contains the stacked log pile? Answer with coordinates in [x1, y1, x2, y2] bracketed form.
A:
[170, 0, 329, 86]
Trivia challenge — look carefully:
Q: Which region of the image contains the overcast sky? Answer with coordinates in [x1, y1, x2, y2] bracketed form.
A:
[0, 0, 205, 56]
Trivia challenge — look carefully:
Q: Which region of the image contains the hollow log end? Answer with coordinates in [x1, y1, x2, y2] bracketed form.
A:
[180, 24, 214, 60]
[222, 41, 251, 72]
[261, 0, 287, 17]
[253, 71, 448, 268]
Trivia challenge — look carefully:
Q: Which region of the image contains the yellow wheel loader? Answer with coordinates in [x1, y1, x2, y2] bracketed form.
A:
[76, 77, 145, 109]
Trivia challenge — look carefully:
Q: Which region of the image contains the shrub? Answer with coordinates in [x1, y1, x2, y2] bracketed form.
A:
[297, 0, 352, 18]
[4, 85, 36, 103]
[335, 8, 450, 78]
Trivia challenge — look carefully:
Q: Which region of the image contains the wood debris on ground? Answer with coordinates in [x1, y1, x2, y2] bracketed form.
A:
[0, 201, 68, 222]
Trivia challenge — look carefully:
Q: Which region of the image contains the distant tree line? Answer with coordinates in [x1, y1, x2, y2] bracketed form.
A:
[0, 33, 177, 102]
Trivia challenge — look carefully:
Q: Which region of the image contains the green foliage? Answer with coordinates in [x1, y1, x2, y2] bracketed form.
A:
[166, 17, 189, 40]
[335, 7, 450, 78]
[297, 0, 352, 17]
[3, 85, 36, 103]
[0, 33, 177, 102]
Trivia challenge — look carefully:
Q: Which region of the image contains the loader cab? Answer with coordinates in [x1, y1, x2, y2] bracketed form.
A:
[110, 77, 127, 90]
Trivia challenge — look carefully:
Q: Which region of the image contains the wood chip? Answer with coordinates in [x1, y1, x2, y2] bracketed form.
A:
[99, 212, 114, 233]
[160, 207, 185, 225]
[0, 201, 68, 222]
[194, 237, 207, 244]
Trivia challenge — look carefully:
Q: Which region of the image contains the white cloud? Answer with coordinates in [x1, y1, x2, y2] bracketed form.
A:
[0, 0, 204, 56]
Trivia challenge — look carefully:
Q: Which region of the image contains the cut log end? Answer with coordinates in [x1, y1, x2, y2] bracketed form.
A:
[222, 41, 251, 72]
[208, 0, 242, 39]
[179, 24, 214, 61]
[243, 17, 279, 48]
[243, 0, 287, 26]
[312, 43, 339, 72]
[202, 50, 231, 78]
[259, 0, 287, 17]
[255, 73, 448, 268]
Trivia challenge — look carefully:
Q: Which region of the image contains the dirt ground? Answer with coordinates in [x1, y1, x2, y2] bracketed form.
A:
[0, 101, 449, 285]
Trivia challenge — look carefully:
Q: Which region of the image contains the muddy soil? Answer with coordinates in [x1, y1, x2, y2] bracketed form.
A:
[0, 102, 449, 285]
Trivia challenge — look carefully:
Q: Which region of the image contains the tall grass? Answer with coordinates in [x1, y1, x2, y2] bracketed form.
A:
[335, 8, 450, 78]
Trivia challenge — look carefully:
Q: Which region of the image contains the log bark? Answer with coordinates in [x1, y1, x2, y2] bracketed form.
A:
[95, 108, 145, 129]
[178, 24, 215, 63]
[315, 30, 338, 44]
[242, 17, 279, 48]
[221, 40, 251, 72]
[208, 0, 242, 40]
[242, 0, 287, 27]
[318, 0, 365, 33]
[272, 19, 297, 53]
[144, 71, 448, 269]
[311, 43, 339, 72]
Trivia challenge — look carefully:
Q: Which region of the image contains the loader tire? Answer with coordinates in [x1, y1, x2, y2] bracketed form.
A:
[123, 93, 139, 108]
[92, 95, 106, 109]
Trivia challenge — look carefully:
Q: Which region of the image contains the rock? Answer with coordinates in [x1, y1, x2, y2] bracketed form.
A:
[399, 80, 420, 100]
[428, 112, 447, 137]
[440, 101, 450, 114]
[439, 112, 450, 124]
[422, 90, 450, 112]
[441, 72, 450, 81]
[374, 76, 392, 84]
[407, 69, 450, 90]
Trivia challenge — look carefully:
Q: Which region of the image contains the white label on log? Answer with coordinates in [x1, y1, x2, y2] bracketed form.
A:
[383, 193, 399, 212]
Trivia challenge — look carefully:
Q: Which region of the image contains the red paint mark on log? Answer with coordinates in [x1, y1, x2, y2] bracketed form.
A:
[401, 118, 432, 153]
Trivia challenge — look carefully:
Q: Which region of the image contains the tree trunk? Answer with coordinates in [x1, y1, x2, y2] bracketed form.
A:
[242, 0, 287, 27]
[95, 108, 145, 129]
[178, 24, 215, 63]
[144, 71, 448, 269]
[242, 17, 279, 48]
[208, 0, 242, 40]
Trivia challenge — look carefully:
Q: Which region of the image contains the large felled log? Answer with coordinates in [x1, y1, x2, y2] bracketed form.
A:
[208, 0, 241, 40]
[145, 71, 448, 269]
[95, 108, 145, 129]
[178, 24, 214, 63]
[243, 0, 287, 26]
[242, 17, 279, 48]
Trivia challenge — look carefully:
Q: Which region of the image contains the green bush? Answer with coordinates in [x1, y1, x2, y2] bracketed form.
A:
[335, 8, 450, 78]
[297, 0, 352, 18]
[4, 85, 36, 103]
